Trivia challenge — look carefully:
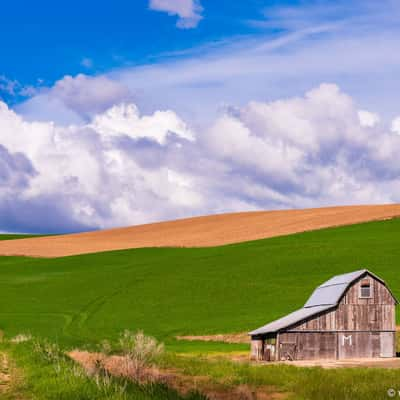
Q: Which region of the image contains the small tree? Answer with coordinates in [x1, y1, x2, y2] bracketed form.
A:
[119, 330, 164, 381]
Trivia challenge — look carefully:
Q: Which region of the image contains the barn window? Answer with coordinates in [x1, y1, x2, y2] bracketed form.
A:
[360, 281, 371, 298]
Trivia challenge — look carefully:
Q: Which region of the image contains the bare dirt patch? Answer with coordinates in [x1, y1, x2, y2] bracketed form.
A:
[1, 204, 400, 258]
[176, 333, 249, 344]
[0, 352, 11, 394]
[69, 350, 286, 400]
[256, 358, 400, 369]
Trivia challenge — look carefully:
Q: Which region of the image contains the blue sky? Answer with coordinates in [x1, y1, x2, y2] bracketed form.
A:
[2, 0, 400, 116]
[1, 0, 263, 90]
[1, 0, 400, 233]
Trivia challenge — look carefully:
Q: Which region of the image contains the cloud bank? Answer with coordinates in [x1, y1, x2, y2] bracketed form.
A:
[149, 0, 203, 28]
[1, 77, 400, 233]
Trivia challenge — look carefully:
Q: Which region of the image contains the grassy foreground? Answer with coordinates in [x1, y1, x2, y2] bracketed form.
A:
[1, 340, 204, 400]
[2, 338, 400, 400]
[2, 219, 400, 399]
[0, 218, 400, 348]
[161, 353, 400, 400]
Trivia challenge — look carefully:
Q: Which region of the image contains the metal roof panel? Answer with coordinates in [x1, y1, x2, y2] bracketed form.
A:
[318, 269, 368, 288]
[249, 305, 333, 335]
[304, 283, 348, 307]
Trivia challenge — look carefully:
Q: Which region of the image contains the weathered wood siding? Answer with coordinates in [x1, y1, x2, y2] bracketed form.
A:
[278, 332, 337, 360]
[277, 331, 396, 360]
[250, 339, 263, 361]
[287, 308, 337, 331]
[342, 277, 396, 306]
[335, 304, 395, 331]
[337, 332, 396, 358]
[336, 275, 395, 332]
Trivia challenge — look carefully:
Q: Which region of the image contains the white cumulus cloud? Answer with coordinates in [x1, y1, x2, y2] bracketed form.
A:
[358, 110, 380, 128]
[149, 0, 203, 28]
[17, 74, 133, 124]
[391, 117, 400, 135]
[91, 103, 194, 144]
[1, 82, 400, 233]
[0, 100, 203, 232]
[202, 84, 400, 209]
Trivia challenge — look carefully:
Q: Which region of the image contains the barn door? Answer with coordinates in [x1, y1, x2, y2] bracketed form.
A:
[279, 342, 296, 360]
[380, 332, 394, 358]
[338, 333, 354, 359]
[338, 333, 373, 358]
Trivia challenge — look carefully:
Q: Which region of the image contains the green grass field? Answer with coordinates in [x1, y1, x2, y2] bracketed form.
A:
[0, 218, 400, 349]
[2, 220, 400, 400]
[0, 234, 40, 241]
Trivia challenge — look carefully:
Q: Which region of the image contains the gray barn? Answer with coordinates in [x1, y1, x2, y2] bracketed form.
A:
[249, 269, 398, 361]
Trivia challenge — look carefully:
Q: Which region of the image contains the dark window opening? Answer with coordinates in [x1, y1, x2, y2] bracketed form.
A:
[360, 282, 371, 298]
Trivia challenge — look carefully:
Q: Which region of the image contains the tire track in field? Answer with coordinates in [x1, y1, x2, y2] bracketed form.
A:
[63, 294, 110, 336]
[63, 274, 147, 339]
[63, 284, 136, 337]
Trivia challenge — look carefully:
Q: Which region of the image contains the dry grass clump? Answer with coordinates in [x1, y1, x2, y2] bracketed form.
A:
[31, 337, 129, 396]
[119, 330, 164, 381]
[10, 333, 32, 343]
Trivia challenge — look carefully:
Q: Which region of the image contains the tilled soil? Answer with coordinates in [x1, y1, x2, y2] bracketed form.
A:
[1, 204, 400, 258]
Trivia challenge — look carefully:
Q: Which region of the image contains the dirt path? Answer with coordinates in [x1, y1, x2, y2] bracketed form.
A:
[275, 358, 400, 369]
[1, 204, 400, 258]
[176, 333, 249, 344]
[69, 350, 286, 400]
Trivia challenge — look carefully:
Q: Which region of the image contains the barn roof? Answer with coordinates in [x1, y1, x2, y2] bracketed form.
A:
[304, 269, 372, 307]
[249, 269, 398, 336]
[249, 305, 333, 336]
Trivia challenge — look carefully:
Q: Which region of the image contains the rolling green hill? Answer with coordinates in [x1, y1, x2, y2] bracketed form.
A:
[0, 218, 400, 349]
[0, 234, 39, 241]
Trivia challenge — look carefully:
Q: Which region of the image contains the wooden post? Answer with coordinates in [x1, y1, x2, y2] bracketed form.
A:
[276, 333, 280, 361]
[336, 332, 339, 359]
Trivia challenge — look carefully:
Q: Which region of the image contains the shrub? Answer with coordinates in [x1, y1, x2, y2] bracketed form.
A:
[99, 339, 112, 355]
[119, 330, 164, 381]
[10, 333, 32, 343]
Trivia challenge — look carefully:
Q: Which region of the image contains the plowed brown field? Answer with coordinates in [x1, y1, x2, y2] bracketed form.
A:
[1, 204, 400, 258]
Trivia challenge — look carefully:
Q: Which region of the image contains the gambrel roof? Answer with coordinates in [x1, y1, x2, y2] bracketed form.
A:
[249, 269, 398, 336]
[305, 269, 378, 307]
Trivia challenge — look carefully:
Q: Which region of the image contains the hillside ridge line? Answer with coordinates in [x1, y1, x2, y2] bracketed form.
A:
[1, 204, 400, 258]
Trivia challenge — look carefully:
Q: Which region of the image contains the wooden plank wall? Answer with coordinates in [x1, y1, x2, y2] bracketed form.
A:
[338, 332, 373, 358]
[289, 308, 336, 331]
[279, 332, 337, 360]
[250, 339, 264, 361]
[337, 332, 396, 358]
[335, 304, 395, 331]
[277, 331, 396, 360]
[342, 277, 396, 306]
